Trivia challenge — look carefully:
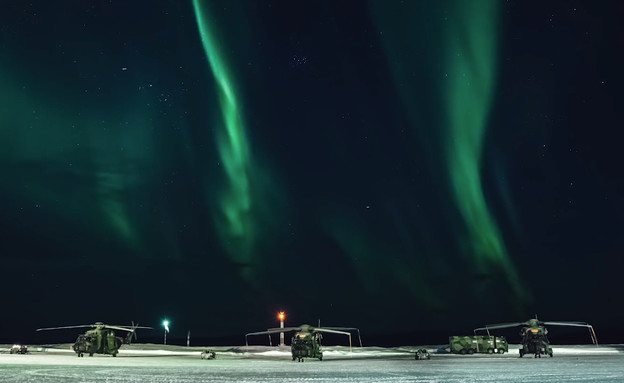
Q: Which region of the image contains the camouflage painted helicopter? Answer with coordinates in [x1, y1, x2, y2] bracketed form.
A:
[37, 322, 151, 357]
[245, 324, 362, 362]
[474, 317, 597, 358]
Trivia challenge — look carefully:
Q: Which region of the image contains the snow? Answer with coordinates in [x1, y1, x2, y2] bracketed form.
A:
[1, 344, 623, 382]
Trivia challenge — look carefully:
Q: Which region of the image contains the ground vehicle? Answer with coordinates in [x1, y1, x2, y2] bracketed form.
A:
[37, 322, 151, 357]
[449, 335, 508, 354]
[474, 317, 597, 358]
[415, 348, 430, 360]
[9, 345, 28, 354]
[200, 350, 216, 359]
[246, 324, 361, 362]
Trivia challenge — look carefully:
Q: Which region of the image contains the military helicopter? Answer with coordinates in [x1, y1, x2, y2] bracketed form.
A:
[474, 317, 598, 358]
[246, 324, 362, 362]
[37, 322, 151, 357]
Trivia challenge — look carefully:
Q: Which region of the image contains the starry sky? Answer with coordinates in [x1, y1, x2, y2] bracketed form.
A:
[1, 0, 623, 346]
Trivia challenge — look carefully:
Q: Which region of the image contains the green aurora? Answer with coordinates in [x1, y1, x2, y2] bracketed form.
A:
[367, 0, 527, 308]
[21, 0, 624, 337]
[190, 0, 528, 311]
[443, 0, 527, 301]
[192, 0, 265, 282]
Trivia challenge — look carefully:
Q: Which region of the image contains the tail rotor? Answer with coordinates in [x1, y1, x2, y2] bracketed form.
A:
[125, 321, 139, 344]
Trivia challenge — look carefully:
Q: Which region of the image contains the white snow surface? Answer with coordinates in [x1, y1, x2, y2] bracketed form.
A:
[1, 344, 623, 382]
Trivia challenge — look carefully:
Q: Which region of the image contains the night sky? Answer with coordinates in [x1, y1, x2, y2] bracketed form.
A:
[1, 0, 623, 346]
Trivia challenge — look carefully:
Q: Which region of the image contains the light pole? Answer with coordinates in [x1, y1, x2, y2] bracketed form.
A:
[278, 312, 285, 346]
[163, 320, 170, 345]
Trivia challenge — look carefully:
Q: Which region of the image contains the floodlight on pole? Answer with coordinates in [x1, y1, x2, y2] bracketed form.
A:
[278, 312, 285, 346]
[163, 320, 170, 345]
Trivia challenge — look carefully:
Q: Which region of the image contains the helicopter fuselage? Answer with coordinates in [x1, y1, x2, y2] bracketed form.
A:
[518, 327, 553, 358]
[291, 332, 323, 362]
[72, 328, 125, 357]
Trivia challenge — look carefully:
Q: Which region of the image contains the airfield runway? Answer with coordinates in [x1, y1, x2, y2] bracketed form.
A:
[1, 344, 623, 382]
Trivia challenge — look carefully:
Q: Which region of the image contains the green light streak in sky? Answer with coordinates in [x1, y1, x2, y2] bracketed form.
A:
[96, 169, 139, 248]
[444, 0, 525, 299]
[370, 0, 526, 306]
[192, 0, 256, 275]
[0, 67, 141, 251]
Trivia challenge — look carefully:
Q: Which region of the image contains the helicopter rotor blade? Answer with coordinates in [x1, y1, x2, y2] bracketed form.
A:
[542, 321, 592, 327]
[542, 322, 598, 345]
[105, 325, 152, 332]
[245, 327, 302, 346]
[474, 322, 528, 332]
[320, 327, 363, 347]
[36, 325, 94, 331]
[267, 326, 307, 333]
[589, 326, 598, 345]
[313, 328, 351, 336]
[321, 327, 359, 331]
[130, 321, 138, 340]
[247, 327, 301, 337]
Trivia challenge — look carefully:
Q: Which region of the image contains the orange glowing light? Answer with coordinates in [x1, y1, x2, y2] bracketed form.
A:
[278, 312, 285, 321]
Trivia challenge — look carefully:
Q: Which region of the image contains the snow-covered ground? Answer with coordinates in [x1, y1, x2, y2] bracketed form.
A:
[1, 344, 623, 382]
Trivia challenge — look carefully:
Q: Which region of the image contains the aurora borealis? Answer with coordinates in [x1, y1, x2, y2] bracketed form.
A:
[371, 0, 527, 311]
[193, 0, 259, 282]
[1, 1, 623, 344]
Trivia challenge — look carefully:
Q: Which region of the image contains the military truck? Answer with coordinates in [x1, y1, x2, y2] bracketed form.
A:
[449, 335, 508, 354]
